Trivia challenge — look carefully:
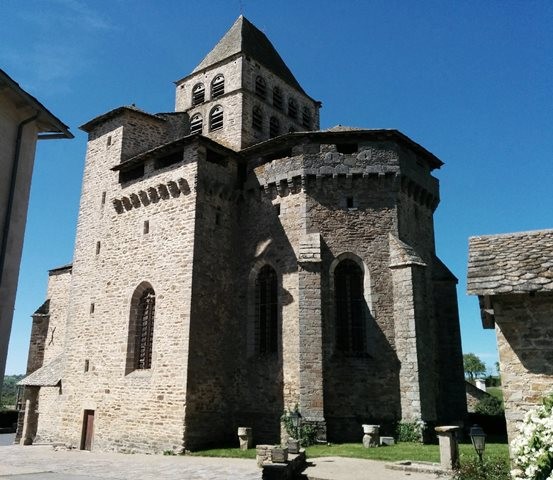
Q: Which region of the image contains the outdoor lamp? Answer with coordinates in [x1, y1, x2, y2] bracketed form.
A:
[289, 410, 302, 440]
[470, 424, 486, 462]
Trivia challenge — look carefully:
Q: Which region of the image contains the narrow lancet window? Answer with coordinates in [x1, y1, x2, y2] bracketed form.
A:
[334, 259, 365, 353]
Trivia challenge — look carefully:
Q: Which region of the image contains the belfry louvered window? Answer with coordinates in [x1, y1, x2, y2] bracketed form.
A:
[255, 265, 278, 354]
[288, 98, 298, 119]
[192, 83, 205, 106]
[302, 107, 311, 129]
[252, 106, 263, 131]
[135, 288, 155, 369]
[273, 87, 283, 110]
[190, 114, 203, 134]
[334, 259, 365, 353]
[255, 76, 266, 99]
[210, 106, 224, 131]
[269, 116, 279, 138]
[211, 75, 225, 99]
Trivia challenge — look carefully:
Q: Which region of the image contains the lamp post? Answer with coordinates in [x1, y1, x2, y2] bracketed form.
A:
[470, 424, 486, 463]
[289, 409, 302, 445]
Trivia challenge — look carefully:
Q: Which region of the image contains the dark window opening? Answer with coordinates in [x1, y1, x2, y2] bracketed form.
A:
[346, 197, 354, 209]
[335, 259, 365, 353]
[269, 116, 279, 138]
[206, 148, 228, 166]
[275, 204, 281, 216]
[192, 83, 205, 106]
[107, 135, 112, 147]
[211, 74, 225, 99]
[255, 265, 278, 354]
[288, 98, 298, 119]
[255, 76, 266, 99]
[95, 241, 101, 255]
[190, 114, 203, 134]
[143, 220, 149, 234]
[101, 191, 106, 206]
[302, 107, 311, 129]
[273, 87, 283, 110]
[90, 303, 95, 314]
[84, 360, 89, 372]
[336, 143, 358, 154]
[252, 106, 263, 131]
[134, 288, 155, 370]
[119, 165, 144, 183]
[210, 106, 223, 131]
[154, 151, 182, 170]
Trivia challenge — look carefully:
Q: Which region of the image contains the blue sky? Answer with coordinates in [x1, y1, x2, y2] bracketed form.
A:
[3, 0, 552, 374]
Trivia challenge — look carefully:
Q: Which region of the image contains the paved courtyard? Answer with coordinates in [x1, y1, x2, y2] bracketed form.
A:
[0, 434, 446, 480]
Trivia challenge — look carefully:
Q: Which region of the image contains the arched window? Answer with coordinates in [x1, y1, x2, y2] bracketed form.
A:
[334, 259, 365, 353]
[255, 265, 278, 354]
[302, 106, 311, 129]
[127, 284, 156, 372]
[252, 106, 263, 131]
[190, 113, 203, 134]
[269, 116, 279, 138]
[255, 76, 266, 99]
[273, 87, 283, 110]
[288, 98, 298, 119]
[192, 83, 205, 106]
[211, 74, 225, 99]
[210, 105, 223, 131]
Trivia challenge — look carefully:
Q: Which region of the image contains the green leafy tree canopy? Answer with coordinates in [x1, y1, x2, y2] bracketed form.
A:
[463, 353, 486, 381]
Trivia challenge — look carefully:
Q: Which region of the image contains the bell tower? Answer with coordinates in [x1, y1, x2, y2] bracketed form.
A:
[174, 16, 321, 150]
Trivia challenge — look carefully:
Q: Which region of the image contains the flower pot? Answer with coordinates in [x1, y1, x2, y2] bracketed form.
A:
[287, 439, 300, 454]
[270, 446, 288, 463]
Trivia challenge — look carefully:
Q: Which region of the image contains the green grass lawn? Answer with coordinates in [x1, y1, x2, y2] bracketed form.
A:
[190, 442, 510, 464]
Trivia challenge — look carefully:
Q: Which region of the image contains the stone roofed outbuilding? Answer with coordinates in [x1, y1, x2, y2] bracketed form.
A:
[0, 69, 72, 403]
[17, 16, 466, 453]
[468, 229, 553, 296]
[467, 229, 553, 443]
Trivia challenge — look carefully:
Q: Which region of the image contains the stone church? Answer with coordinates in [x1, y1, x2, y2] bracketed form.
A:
[17, 16, 466, 452]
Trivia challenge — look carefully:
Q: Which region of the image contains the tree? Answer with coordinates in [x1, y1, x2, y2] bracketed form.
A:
[463, 353, 486, 381]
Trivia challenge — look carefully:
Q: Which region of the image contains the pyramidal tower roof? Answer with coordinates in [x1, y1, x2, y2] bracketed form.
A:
[192, 16, 305, 94]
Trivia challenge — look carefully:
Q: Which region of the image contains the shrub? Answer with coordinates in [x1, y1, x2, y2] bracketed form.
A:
[396, 420, 425, 443]
[281, 409, 318, 447]
[453, 457, 510, 480]
[475, 396, 504, 416]
[511, 393, 553, 480]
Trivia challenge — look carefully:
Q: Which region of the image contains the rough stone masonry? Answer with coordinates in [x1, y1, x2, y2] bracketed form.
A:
[17, 15, 466, 453]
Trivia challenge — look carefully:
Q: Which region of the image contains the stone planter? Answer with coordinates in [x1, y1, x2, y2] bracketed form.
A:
[270, 446, 288, 463]
[287, 438, 300, 454]
[362, 424, 380, 448]
[237, 427, 252, 450]
[362, 424, 379, 434]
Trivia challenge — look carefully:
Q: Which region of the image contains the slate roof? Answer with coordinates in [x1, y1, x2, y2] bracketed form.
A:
[80, 105, 165, 133]
[18, 355, 63, 387]
[191, 16, 305, 94]
[0, 68, 73, 139]
[467, 229, 553, 295]
[388, 234, 426, 268]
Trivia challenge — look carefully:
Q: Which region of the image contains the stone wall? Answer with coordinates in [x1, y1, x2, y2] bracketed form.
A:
[492, 292, 553, 442]
[48, 117, 200, 453]
[183, 145, 242, 449]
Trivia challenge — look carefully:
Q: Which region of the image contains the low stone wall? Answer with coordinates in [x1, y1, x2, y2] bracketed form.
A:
[256, 444, 306, 480]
